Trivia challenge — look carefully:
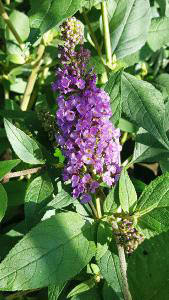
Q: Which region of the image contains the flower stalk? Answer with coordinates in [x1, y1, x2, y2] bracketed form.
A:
[96, 196, 102, 219]
[0, 0, 24, 50]
[101, 0, 112, 67]
[20, 42, 45, 111]
[117, 243, 133, 300]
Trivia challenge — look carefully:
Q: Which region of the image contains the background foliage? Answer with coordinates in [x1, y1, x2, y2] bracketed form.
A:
[1, 0, 169, 299]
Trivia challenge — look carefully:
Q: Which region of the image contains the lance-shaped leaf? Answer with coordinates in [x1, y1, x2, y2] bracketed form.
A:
[29, 0, 83, 34]
[25, 173, 54, 228]
[110, 0, 151, 59]
[47, 189, 74, 210]
[97, 240, 124, 299]
[136, 172, 169, 215]
[4, 119, 45, 165]
[138, 207, 169, 238]
[121, 72, 169, 149]
[104, 71, 122, 126]
[119, 169, 137, 213]
[0, 212, 96, 291]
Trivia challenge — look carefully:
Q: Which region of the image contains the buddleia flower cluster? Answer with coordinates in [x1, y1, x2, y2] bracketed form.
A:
[114, 219, 144, 255]
[52, 17, 122, 203]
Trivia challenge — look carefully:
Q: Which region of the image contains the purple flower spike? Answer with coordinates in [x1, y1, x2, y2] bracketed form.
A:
[53, 17, 121, 203]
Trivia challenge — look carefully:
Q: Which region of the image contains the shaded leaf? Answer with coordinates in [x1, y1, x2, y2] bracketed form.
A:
[128, 231, 169, 300]
[67, 279, 95, 298]
[97, 240, 124, 299]
[0, 212, 96, 290]
[48, 282, 66, 300]
[47, 188, 75, 210]
[0, 184, 8, 222]
[25, 173, 54, 228]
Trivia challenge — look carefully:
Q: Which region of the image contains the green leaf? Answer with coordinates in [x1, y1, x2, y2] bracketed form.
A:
[47, 188, 74, 210]
[97, 240, 124, 299]
[10, 78, 27, 94]
[160, 159, 169, 173]
[96, 222, 112, 261]
[138, 207, 169, 237]
[0, 159, 20, 181]
[6, 42, 26, 65]
[121, 72, 169, 149]
[119, 169, 137, 213]
[48, 283, 66, 300]
[156, 0, 168, 16]
[102, 282, 117, 300]
[4, 118, 45, 165]
[131, 178, 146, 194]
[107, 0, 127, 33]
[128, 231, 169, 300]
[54, 148, 65, 163]
[5, 181, 27, 207]
[29, 0, 83, 34]
[0, 212, 96, 290]
[0, 184, 8, 222]
[104, 71, 122, 126]
[136, 172, 169, 215]
[110, 0, 151, 59]
[156, 73, 169, 100]
[118, 118, 138, 133]
[103, 185, 119, 214]
[6, 10, 30, 42]
[71, 287, 101, 300]
[133, 142, 169, 163]
[67, 279, 95, 298]
[83, 0, 102, 9]
[25, 173, 54, 228]
[147, 17, 169, 51]
[132, 129, 168, 163]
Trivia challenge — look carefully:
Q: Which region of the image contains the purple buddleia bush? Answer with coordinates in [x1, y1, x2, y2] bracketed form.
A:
[53, 17, 122, 203]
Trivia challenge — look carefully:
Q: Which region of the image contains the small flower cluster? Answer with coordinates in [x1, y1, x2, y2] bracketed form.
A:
[53, 17, 121, 203]
[37, 108, 58, 146]
[114, 219, 144, 255]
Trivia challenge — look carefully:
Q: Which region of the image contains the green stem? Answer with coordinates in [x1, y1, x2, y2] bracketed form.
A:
[20, 42, 45, 111]
[101, 0, 112, 66]
[0, 0, 24, 50]
[121, 132, 128, 145]
[89, 201, 98, 218]
[116, 243, 132, 300]
[4, 88, 9, 100]
[96, 196, 102, 219]
[6, 289, 40, 300]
